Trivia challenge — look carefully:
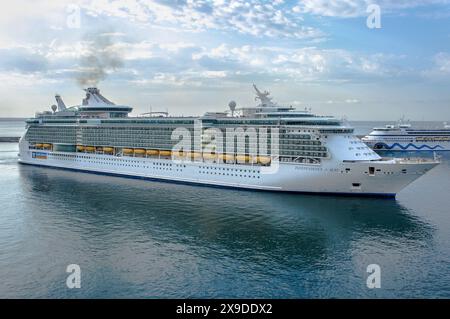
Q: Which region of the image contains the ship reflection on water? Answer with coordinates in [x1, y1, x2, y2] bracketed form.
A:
[9, 163, 438, 298]
[1, 123, 449, 298]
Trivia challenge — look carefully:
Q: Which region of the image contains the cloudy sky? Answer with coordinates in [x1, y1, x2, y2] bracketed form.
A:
[1, 0, 450, 120]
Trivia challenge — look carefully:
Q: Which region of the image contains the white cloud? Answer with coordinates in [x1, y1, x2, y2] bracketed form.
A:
[80, 0, 323, 39]
[0, 71, 59, 86]
[0, 38, 411, 89]
[423, 52, 450, 78]
[193, 44, 401, 82]
[433, 52, 450, 73]
[295, 0, 450, 18]
[201, 70, 228, 78]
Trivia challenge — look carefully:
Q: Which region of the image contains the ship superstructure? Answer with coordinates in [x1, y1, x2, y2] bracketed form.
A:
[362, 122, 450, 151]
[18, 86, 438, 197]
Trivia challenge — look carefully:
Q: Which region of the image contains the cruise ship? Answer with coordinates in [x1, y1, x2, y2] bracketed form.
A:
[362, 122, 450, 151]
[18, 86, 439, 197]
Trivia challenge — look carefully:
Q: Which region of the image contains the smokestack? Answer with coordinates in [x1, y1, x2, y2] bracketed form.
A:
[82, 88, 116, 106]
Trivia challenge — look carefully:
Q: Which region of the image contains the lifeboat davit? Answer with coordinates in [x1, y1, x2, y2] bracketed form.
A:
[76, 145, 85, 152]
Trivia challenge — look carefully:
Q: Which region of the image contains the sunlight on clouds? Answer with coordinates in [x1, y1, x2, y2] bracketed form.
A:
[192, 44, 396, 81]
[81, 0, 323, 39]
[0, 38, 417, 90]
[0, 0, 449, 119]
[83, 0, 151, 22]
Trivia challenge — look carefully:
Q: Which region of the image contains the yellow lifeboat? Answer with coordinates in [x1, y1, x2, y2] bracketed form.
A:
[190, 152, 202, 160]
[146, 149, 159, 156]
[221, 154, 235, 162]
[236, 155, 251, 163]
[202, 153, 217, 161]
[123, 148, 134, 155]
[43, 143, 52, 150]
[159, 150, 172, 157]
[35, 143, 43, 148]
[76, 145, 85, 152]
[134, 149, 146, 157]
[103, 147, 114, 153]
[85, 146, 95, 153]
[257, 156, 271, 164]
[173, 150, 188, 159]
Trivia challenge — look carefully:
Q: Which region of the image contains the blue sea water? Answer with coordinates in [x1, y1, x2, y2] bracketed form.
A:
[0, 120, 449, 298]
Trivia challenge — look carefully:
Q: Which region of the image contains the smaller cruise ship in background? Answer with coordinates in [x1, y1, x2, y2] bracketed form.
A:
[362, 122, 450, 151]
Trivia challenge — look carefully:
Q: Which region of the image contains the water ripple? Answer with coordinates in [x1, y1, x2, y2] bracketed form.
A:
[0, 146, 448, 298]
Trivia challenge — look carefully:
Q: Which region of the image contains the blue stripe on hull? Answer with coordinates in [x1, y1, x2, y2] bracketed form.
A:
[374, 142, 445, 151]
[18, 160, 397, 199]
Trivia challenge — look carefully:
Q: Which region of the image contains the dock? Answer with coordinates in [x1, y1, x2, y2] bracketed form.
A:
[0, 137, 20, 143]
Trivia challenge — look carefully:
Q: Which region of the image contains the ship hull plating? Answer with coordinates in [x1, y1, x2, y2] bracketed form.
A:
[18, 141, 437, 198]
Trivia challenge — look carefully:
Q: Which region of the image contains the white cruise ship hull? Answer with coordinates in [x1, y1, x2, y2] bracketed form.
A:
[18, 140, 438, 198]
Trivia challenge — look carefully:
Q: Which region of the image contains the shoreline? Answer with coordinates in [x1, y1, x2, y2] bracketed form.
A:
[0, 137, 20, 142]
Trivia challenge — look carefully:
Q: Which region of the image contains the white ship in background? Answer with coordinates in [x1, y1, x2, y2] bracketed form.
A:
[18, 86, 439, 198]
[362, 121, 450, 152]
